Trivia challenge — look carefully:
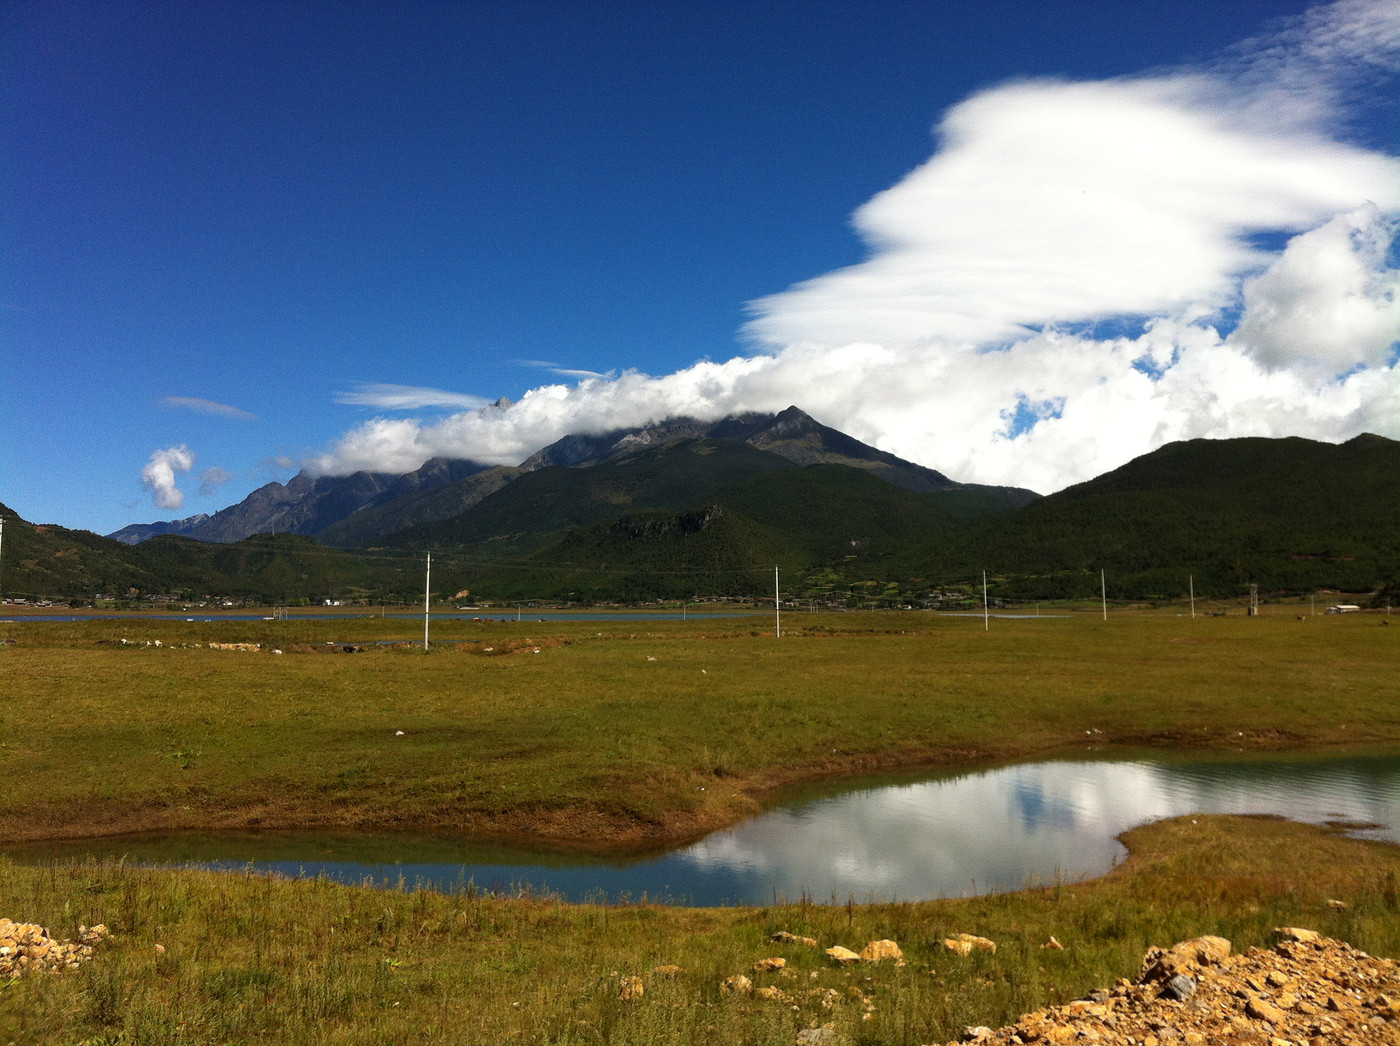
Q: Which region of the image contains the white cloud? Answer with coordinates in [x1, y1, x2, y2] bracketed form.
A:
[514, 359, 614, 380]
[1224, 0, 1400, 91]
[744, 74, 1398, 352]
[1230, 204, 1400, 374]
[197, 466, 234, 495]
[310, 366, 780, 474]
[160, 396, 257, 420]
[141, 446, 194, 510]
[309, 0, 1400, 493]
[334, 383, 491, 411]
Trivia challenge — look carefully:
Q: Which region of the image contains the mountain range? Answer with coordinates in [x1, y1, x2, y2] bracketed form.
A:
[3, 410, 1396, 606]
[108, 407, 1036, 547]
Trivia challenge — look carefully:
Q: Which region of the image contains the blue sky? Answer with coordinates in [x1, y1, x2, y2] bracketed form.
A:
[4, 0, 1397, 535]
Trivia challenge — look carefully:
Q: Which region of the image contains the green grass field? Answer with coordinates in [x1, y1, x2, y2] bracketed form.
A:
[1, 608, 1397, 1044]
[1, 609, 1397, 845]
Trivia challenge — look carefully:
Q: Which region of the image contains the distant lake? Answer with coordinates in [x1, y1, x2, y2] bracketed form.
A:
[8, 751, 1398, 906]
[0, 610, 751, 624]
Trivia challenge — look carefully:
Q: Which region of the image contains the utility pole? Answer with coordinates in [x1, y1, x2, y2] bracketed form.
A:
[774, 566, 781, 638]
[982, 570, 989, 631]
[1189, 575, 1195, 620]
[423, 552, 431, 650]
[1101, 569, 1107, 621]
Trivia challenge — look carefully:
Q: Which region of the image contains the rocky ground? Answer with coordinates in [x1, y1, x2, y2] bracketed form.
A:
[6, 914, 1397, 1044]
[946, 928, 1398, 1046]
[0, 918, 109, 977]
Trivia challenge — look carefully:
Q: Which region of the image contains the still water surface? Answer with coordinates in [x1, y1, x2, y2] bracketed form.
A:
[11, 752, 1399, 906]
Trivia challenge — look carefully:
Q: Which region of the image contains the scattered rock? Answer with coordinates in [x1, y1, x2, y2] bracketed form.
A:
[76, 925, 111, 947]
[618, 975, 644, 1001]
[1244, 994, 1285, 1024]
[753, 957, 787, 972]
[0, 919, 109, 978]
[859, 939, 903, 963]
[1162, 973, 1196, 1000]
[944, 933, 997, 955]
[1139, 934, 1230, 984]
[772, 931, 820, 947]
[1042, 935, 1064, 950]
[795, 1024, 836, 1045]
[932, 932, 1400, 1046]
[1326, 898, 1349, 910]
[651, 964, 685, 976]
[825, 946, 862, 964]
[721, 974, 753, 995]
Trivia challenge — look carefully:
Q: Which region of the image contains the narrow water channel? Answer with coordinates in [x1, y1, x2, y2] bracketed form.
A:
[7, 752, 1398, 906]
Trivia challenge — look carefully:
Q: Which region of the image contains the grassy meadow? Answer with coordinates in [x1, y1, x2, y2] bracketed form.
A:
[1, 606, 1398, 1043]
[1, 607, 1397, 845]
[2, 816, 1399, 1044]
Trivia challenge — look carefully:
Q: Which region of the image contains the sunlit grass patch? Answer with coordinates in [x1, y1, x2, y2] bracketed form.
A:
[1, 611, 1397, 845]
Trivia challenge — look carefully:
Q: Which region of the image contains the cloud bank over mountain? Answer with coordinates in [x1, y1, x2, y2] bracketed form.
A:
[312, 0, 1400, 495]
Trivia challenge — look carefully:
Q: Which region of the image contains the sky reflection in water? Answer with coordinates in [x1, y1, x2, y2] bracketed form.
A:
[13, 754, 1399, 906]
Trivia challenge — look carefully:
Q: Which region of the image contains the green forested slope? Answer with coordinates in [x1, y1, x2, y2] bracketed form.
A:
[923, 434, 1400, 597]
[4, 433, 1396, 604]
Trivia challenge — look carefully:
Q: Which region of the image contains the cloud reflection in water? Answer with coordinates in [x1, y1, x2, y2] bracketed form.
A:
[673, 756, 1400, 903]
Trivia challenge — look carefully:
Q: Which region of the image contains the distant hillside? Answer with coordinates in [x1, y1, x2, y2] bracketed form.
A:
[384, 438, 802, 557]
[926, 433, 1400, 598]
[0, 502, 414, 605]
[460, 505, 803, 603]
[357, 407, 1033, 551]
[448, 462, 975, 601]
[108, 457, 492, 545]
[9, 432, 1396, 605]
[516, 406, 975, 495]
[108, 513, 211, 545]
[315, 465, 523, 548]
[1, 504, 155, 601]
[742, 406, 955, 493]
[444, 432, 1400, 603]
[126, 533, 400, 604]
[110, 407, 1037, 548]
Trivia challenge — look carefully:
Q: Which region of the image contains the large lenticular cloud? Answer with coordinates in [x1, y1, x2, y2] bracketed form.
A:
[313, 0, 1400, 493]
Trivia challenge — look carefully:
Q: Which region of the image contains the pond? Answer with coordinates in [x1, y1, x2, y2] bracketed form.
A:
[7, 751, 1398, 906]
